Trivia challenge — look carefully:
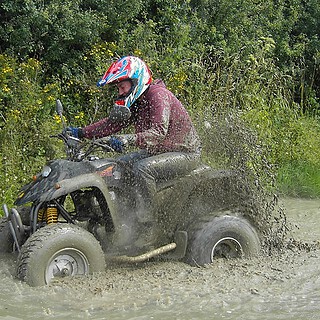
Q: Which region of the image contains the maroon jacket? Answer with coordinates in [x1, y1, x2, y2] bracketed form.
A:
[82, 80, 201, 155]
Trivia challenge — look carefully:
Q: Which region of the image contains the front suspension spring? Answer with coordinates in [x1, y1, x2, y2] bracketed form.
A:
[37, 208, 46, 222]
[46, 205, 58, 224]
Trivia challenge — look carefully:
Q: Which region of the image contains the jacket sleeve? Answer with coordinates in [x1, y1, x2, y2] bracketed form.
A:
[82, 117, 131, 139]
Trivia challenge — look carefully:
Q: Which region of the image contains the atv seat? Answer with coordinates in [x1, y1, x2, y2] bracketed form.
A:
[89, 158, 117, 170]
[155, 163, 211, 192]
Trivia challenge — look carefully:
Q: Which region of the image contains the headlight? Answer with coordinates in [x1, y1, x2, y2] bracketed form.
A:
[41, 165, 52, 177]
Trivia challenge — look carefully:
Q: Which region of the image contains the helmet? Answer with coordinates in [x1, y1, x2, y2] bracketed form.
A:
[97, 56, 152, 110]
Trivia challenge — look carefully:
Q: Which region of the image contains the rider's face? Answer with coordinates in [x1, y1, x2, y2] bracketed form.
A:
[117, 80, 132, 98]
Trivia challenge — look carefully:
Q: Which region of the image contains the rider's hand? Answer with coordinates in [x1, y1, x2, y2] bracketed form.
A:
[109, 134, 136, 152]
[64, 126, 83, 139]
[109, 136, 125, 152]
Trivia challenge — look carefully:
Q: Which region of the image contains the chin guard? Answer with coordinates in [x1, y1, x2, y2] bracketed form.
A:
[109, 104, 131, 122]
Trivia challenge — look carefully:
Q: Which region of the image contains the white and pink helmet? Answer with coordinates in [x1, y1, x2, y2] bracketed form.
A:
[97, 56, 152, 110]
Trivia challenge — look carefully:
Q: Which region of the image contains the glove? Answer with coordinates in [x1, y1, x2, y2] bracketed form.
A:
[64, 126, 83, 139]
[109, 134, 136, 152]
[109, 136, 125, 152]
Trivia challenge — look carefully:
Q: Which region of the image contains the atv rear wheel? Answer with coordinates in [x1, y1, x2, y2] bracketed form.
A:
[16, 223, 106, 286]
[186, 215, 260, 266]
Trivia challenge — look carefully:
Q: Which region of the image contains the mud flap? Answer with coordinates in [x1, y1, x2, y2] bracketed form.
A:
[166, 230, 188, 259]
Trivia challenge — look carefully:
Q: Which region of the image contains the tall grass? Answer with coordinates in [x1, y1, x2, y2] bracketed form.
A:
[277, 162, 320, 198]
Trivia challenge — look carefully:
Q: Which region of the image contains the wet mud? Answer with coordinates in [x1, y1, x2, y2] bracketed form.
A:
[1, 197, 320, 320]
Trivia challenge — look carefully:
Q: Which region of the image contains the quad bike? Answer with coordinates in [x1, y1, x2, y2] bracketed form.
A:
[0, 100, 261, 286]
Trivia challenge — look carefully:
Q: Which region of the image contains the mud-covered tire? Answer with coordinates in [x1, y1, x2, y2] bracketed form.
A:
[186, 215, 261, 266]
[16, 223, 106, 286]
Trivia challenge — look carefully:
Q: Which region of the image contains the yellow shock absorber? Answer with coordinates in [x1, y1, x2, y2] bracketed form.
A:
[37, 208, 46, 222]
[46, 205, 58, 224]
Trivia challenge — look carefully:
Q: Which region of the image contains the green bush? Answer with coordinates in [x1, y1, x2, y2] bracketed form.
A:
[0, 54, 61, 205]
[1, 0, 320, 207]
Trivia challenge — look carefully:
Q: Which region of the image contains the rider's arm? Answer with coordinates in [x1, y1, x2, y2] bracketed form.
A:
[81, 117, 132, 139]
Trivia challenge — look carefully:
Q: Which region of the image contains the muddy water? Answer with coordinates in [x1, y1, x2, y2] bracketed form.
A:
[1, 197, 320, 320]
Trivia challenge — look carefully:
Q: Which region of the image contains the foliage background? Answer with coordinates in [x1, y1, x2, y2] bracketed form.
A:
[1, 0, 320, 206]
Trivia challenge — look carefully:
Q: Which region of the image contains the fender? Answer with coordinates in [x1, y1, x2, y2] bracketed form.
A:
[39, 173, 110, 202]
[44, 172, 133, 243]
[190, 166, 237, 190]
[178, 166, 240, 221]
[14, 158, 117, 206]
[39, 172, 118, 219]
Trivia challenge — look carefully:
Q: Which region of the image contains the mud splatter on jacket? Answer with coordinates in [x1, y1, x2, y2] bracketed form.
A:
[82, 79, 201, 155]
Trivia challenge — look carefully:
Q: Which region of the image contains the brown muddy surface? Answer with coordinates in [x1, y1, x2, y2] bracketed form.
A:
[1, 197, 320, 320]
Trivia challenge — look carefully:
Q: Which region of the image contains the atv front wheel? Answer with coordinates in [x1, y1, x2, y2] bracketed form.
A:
[186, 215, 260, 266]
[16, 223, 106, 286]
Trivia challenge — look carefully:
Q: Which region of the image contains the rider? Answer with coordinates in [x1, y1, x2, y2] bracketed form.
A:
[69, 56, 201, 248]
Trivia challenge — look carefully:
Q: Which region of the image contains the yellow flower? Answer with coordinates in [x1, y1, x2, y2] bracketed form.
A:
[133, 49, 142, 56]
[75, 111, 84, 120]
[11, 109, 21, 120]
[107, 49, 114, 57]
[2, 85, 11, 93]
[53, 114, 62, 124]
[2, 67, 13, 74]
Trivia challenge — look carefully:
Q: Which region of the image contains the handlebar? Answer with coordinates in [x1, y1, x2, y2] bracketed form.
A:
[53, 99, 116, 161]
[51, 132, 115, 162]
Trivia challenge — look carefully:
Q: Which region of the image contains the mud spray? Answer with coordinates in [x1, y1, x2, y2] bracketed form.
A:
[199, 108, 293, 254]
